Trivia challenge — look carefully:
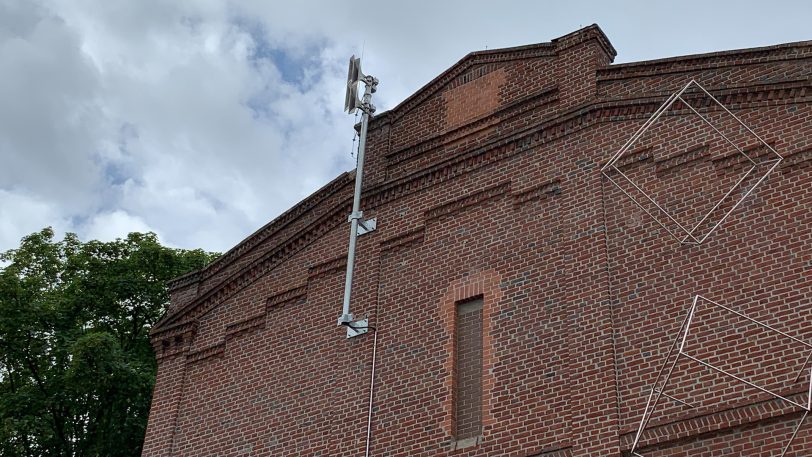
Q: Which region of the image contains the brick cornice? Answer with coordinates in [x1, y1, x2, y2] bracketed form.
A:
[424, 182, 510, 221]
[513, 179, 562, 206]
[186, 342, 225, 364]
[165, 171, 353, 293]
[150, 319, 198, 342]
[224, 313, 266, 340]
[307, 256, 348, 280]
[598, 41, 812, 82]
[266, 285, 308, 309]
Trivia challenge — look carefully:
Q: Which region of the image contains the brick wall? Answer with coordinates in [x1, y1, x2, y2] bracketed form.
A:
[144, 24, 812, 456]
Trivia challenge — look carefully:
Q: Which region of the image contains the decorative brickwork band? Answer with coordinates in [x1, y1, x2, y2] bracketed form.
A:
[379, 228, 425, 254]
[622, 390, 808, 453]
[266, 285, 308, 309]
[779, 147, 812, 172]
[152, 320, 197, 361]
[513, 179, 562, 206]
[185, 342, 225, 364]
[613, 147, 653, 172]
[425, 182, 511, 221]
[654, 144, 709, 175]
[225, 313, 266, 340]
[308, 256, 348, 280]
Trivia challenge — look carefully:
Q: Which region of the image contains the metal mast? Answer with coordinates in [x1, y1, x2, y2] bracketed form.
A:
[339, 56, 378, 338]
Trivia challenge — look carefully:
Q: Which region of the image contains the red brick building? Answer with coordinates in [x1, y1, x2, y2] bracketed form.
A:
[142, 25, 812, 456]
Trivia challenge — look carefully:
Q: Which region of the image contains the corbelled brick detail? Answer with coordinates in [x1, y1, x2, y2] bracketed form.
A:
[144, 25, 812, 457]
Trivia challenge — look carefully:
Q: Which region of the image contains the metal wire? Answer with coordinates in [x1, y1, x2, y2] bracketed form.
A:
[365, 329, 378, 457]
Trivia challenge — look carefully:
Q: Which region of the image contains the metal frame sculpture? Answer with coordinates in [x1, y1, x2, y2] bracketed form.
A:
[601, 80, 783, 245]
[605, 80, 807, 455]
[630, 295, 812, 457]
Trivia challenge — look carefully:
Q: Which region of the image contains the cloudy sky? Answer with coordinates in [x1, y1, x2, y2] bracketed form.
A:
[2, 0, 811, 253]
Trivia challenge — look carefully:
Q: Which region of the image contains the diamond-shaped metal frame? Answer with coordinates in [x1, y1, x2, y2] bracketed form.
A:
[631, 295, 812, 457]
[602, 80, 783, 245]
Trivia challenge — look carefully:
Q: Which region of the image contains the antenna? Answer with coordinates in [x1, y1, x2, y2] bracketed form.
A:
[339, 55, 379, 338]
[344, 55, 362, 114]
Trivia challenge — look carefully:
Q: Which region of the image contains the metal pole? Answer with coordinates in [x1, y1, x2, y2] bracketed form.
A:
[339, 76, 377, 325]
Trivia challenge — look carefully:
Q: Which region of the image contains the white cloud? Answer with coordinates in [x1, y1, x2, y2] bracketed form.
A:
[0, 188, 69, 249]
[82, 209, 156, 243]
[1, 0, 811, 253]
[0, 0, 356, 253]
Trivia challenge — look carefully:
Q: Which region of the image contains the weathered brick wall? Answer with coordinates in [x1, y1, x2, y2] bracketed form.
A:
[144, 25, 812, 456]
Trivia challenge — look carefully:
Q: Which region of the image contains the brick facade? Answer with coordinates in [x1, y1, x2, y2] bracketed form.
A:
[143, 25, 812, 456]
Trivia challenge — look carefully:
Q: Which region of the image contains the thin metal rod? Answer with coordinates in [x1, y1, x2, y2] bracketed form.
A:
[692, 158, 782, 244]
[632, 353, 684, 452]
[792, 352, 812, 384]
[603, 171, 686, 243]
[677, 94, 753, 162]
[602, 88, 684, 171]
[653, 388, 696, 408]
[607, 165, 700, 242]
[808, 367, 812, 410]
[678, 88, 783, 244]
[699, 296, 812, 349]
[604, 80, 696, 171]
[690, 81, 784, 161]
[365, 329, 379, 457]
[679, 296, 700, 353]
[631, 305, 695, 453]
[673, 88, 784, 244]
[681, 164, 756, 241]
[780, 410, 808, 457]
[680, 352, 808, 410]
[631, 382, 659, 451]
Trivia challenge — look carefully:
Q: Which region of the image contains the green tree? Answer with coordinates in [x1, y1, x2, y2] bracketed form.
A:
[0, 228, 218, 457]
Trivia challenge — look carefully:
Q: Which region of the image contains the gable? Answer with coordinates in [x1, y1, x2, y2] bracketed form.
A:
[151, 26, 812, 344]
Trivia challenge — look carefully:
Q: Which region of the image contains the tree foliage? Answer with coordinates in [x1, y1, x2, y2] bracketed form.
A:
[0, 228, 218, 457]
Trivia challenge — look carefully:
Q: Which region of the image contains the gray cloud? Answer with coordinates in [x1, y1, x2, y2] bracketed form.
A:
[1, 0, 810, 252]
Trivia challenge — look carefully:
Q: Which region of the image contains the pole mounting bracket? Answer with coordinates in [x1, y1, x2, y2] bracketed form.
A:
[344, 318, 370, 338]
[357, 218, 377, 236]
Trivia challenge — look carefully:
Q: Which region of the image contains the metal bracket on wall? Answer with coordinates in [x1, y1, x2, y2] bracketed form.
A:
[345, 318, 370, 339]
[357, 217, 377, 236]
